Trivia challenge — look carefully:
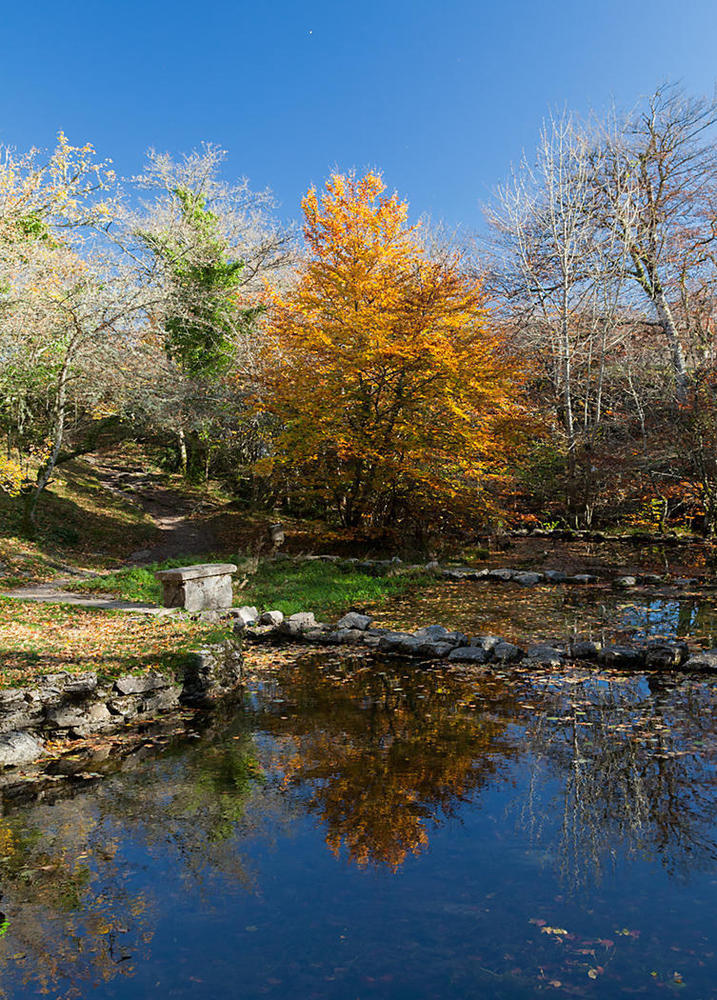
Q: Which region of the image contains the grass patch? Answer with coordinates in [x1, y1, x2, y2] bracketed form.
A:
[74, 557, 434, 620]
[240, 560, 432, 618]
[0, 597, 230, 688]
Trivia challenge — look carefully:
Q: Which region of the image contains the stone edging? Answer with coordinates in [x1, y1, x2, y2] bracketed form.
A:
[0, 640, 243, 768]
[236, 610, 717, 676]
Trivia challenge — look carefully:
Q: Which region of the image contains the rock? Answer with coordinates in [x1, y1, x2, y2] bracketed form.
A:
[598, 645, 645, 669]
[488, 568, 515, 582]
[526, 644, 564, 666]
[63, 672, 98, 696]
[278, 612, 317, 637]
[336, 612, 373, 631]
[46, 702, 113, 736]
[513, 572, 543, 586]
[114, 671, 171, 696]
[442, 569, 467, 581]
[673, 577, 698, 587]
[569, 640, 602, 659]
[448, 646, 490, 664]
[415, 640, 454, 660]
[198, 609, 221, 623]
[142, 685, 183, 714]
[469, 635, 504, 653]
[493, 641, 523, 663]
[543, 570, 568, 583]
[325, 628, 366, 646]
[181, 640, 243, 704]
[567, 574, 597, 584]
[682, 648, 717, 672]
[613, 576, 637, 589]
[638, 573, 663, 585]
[259, 610, 284, 626]
[232, 605, 259, 626]
[414, 626, 468, 647]
[0, 731, 44, 767]
[645, 641, 689, 669]
[377, 632, 421, 656]
[269, 522, 285, 547]
[425, 560, 441, 573]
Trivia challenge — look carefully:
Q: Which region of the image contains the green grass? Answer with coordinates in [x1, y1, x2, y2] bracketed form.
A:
[75, 557, 434, 620]
[242, 560, 432, 618]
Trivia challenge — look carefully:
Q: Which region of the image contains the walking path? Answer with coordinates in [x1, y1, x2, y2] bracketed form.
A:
[2, 460, 218, 613]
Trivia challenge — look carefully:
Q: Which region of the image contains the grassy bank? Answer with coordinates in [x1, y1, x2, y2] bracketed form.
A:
[75, 557, 434, 619]
[0, 597, 230, 689]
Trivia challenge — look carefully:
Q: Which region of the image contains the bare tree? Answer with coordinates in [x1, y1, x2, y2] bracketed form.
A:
[595, 84, 717, 400]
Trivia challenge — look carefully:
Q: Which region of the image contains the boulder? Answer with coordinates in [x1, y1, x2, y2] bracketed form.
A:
[448, 646, 490, 664]
[569, 640, 602, 659]
[278, 612, 317, 637]
[682, 648, 717, 672]
[114, 670, 171, 696]
[259, 610, 284, 626]
[414, 626, 468, 647]
[543, 570, 568, 583]
[336, 612, 373, 631]
[232, 605, 259, 626]
[513, 572, 543, 586]
[415, 640, 454, 660]
[492, 641, 523, 663]
[488, 568, 515, 582]
[645, 641, 689, 669]
[613, 576, 637, 589]
[567, 574, 597, 584]
[469, 635, 504, 653]
[598, 645, 645, 669]
[526, 644, 564, 666]
[0, 731, 44, 767]
[377, 632, 422, 656]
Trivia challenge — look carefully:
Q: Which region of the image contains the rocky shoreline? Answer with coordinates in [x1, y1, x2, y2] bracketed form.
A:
[0, 639, 242, 768]
[237, 608, 717, 675]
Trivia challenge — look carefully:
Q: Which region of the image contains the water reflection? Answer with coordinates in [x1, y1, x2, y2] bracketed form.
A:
[250, 655, 521, 869]
[0, 653, 713, 998]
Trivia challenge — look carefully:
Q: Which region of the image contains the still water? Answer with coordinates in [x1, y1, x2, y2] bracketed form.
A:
[0, 651, 715, 999]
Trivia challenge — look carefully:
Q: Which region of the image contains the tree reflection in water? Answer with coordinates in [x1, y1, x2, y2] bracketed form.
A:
[520, 673, 717, 888]
[0, 652, 712, 997]
[252, 652, 523, 869]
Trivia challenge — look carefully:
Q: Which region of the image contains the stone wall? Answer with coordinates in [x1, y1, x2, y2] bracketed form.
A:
[0, 639, 243, 768]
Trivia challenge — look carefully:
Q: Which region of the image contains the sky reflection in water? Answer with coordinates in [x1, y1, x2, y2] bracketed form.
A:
[0, 650, 714, 999]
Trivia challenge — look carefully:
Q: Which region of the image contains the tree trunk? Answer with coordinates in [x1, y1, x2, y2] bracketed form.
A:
[177, 427, 188, 477]
[22, 342, 74, 533]
[654, 291, 689, 401]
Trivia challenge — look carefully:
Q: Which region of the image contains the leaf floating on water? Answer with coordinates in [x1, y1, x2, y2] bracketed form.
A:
[541, 926, 568, 936]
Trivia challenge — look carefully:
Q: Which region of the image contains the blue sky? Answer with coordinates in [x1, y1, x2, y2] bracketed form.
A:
[1, 0, 716, 231]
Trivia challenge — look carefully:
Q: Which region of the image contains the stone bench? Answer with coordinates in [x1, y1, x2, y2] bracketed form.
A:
[154, 563, 237, 612]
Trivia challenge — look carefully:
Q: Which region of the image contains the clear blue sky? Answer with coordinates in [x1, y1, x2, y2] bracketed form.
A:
[2, 0, 716, 230]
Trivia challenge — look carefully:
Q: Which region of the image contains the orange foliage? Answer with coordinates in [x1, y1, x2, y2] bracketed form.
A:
[259, 171, 524, 529]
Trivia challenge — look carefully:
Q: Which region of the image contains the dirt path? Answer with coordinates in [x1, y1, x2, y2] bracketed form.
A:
[88, 460, 219, 564]
[2, 460, 220, 609]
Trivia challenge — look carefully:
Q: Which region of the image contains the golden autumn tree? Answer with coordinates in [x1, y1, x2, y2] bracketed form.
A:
[260, 171, 521, 530]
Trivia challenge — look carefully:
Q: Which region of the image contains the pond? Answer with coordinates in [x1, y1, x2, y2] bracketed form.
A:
[372, 581, 717, 646]
[0, 649, 715, 999]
